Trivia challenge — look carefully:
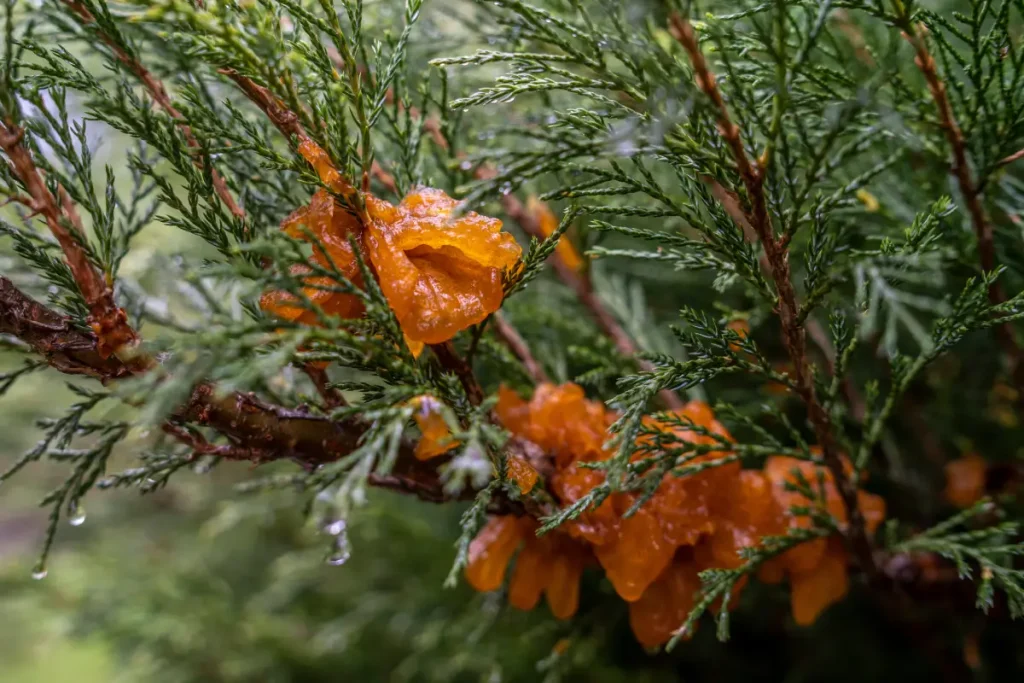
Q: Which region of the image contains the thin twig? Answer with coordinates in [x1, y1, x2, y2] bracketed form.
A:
[63, 0, 245, 219]
[671, 12, 875, 577]
[899, 14, 1022, 376]
[492, 311, 549, 384]
[703, 175, 866, 421]
[998, 147, 1024, 168]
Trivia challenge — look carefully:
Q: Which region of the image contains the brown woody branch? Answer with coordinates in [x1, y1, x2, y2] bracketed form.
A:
[0, 119, 138, 360]
[900, 19, 1023, 375]
[0, 275, 514, 507]
[671, 13, 876, 577]
[62, 0, 244, 220]
[219, 69, 367, 207]
[0, 276, 133, 381]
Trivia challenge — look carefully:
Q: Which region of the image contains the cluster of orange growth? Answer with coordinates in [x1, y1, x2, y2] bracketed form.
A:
[260, 140, 521, 355]
[464, 383, 886, 647]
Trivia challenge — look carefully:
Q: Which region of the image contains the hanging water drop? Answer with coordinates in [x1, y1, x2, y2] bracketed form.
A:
[326, 548, 351, 566]
[31, 564, 48, 580]
[69, 505, 86, 527]
[325, 529, 352, 566]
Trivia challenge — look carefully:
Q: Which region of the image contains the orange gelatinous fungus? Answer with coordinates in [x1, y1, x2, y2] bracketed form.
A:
[259, 188, 365, 324]
[628, 557, 703, 648]
[472, 385, 883, 641]
[528, 196, 584, 272]
[788, 538, 850, 625]
[495, 385, 534, 437]
[590, 400, 741, 602]
[545, 541, 588, 619]
[411, 395, 458, 461]
[594, 506, 678, 602]
[471, 515, 589, 619]
[706, 470, 786, 569]
[508, 529, 549, 611]
[944, 453, 987, 508]
[363, 187, 522, 345]
[497, 382, 614, 465]
[465, 516, 527, 592]
[298, 138, 354, 196]
[265, 140, 521, 350]
[506, 455, 539, 494]
[726, 318, 750, 353]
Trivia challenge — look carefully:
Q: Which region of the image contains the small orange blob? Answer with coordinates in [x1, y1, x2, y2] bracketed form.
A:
[411, 395, 457, 461]
[789, 538, 849, 625]
[298, 138, 354, 196]
[528, 196, 583, 272]
[944, 453, 987, 508]
[628, 557, 703, 648]
[761, 450, 886, 625]
[506, 455, 539, 494]
[726, 318, 750, 353]
[465, 516, 526, 592]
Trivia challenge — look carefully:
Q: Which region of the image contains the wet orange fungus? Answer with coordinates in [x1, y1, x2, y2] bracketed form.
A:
[527, 196, 584, 272]
[411, 395, 457, 461]
[260, 140, 522, 350]
[466, 383, 887, 646]
[943, 453, 987, 509]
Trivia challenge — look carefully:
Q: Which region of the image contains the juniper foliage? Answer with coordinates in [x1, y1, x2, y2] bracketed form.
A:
[2, 0, 1024, 679]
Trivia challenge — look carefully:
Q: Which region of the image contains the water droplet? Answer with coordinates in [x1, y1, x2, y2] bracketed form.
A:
[69, 506, 86, 527]
[324, 519, 347, 536]
[325, 529, 352, 566]
[31, 565, 47, 580]
[326, 548, 351, 566]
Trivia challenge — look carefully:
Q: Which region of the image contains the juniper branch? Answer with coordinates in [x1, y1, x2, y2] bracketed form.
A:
[60, 0, 245, 220]
[894, 3, 1023, 378]
[0, 275, 516, 509]
[0, 119, 138, 360]
[671, 12, 875, 577]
